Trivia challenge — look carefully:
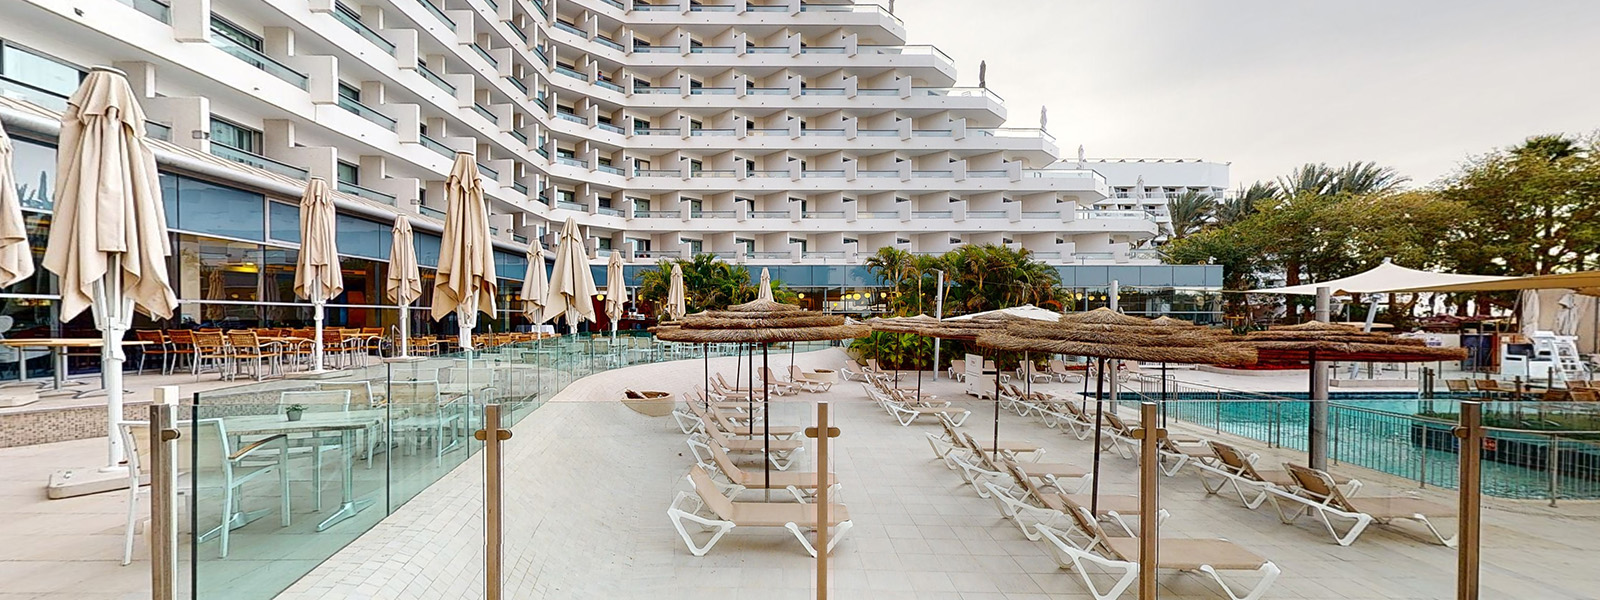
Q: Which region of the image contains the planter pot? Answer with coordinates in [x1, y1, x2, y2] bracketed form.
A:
[286, 411, 304, 422]
[809, 368, 838, 384]
[622, 390, 675, 417]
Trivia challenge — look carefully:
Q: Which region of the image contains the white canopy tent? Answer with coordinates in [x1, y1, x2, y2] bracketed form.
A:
[948, 304, 1062, 322]
[1247, 261, 1510, 296]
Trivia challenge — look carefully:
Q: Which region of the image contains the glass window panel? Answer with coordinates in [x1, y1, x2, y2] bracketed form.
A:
[160, 173, 179, 226]
[176, 235, 262, 328]
[208, 118, 261, 154]
[268, 201, 298, 242]
[336, 161, 359, 186]
[174, 177, 265, 240]
[495, 251, 525, 281]
[261, 246, 299, 325]
[335, 213, 389, 259]
[415, 232, 441, 268]
[1, 44, 82, 98]
[210, 16, 263, 51]
[9, 136, 55, 210]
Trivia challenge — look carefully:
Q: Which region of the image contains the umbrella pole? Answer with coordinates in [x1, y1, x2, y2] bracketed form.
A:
[763, 343, 771, 500]
[993, 352, 1001, 454]
[312, 278, 326, 372]
[702, 343, 710, 410]
[92, 258, 133, 470]
[398, 302, 410, 358]
[1161, 362, 1168, 428]
[1092, 357, 1106, 516]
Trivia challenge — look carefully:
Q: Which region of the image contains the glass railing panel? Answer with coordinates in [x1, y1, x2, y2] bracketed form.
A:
[419, 205, 446, 219]
[210, 32, 309, 89]
[337, 181, 397, 205]
[473, 103, 498, 123]
[477, 162, 499, 179]
[471, 44, 498, 67]
[595, 79, 623, 93]
[332, 9, 397, 55]
[336, 96, 398, 131]
[595, 37, 624, 51]
[506, 76, 528, 93]
[416, 62, 455, 94]
[419, 133, 453, 157]
[554, 65, 589, 81]
[121, 0, 171, 23]
[210, 144, 310, 180]
[417, 0, 455, 30]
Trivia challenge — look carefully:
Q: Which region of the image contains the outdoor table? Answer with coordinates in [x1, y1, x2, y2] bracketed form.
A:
[222, 408, 386, 531]
[0, 338, 152, 397]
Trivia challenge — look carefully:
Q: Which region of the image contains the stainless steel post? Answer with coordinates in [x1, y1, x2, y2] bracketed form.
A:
[1549, 436, 1560, 507]
[931, 269, 945, 381]
[475, 404, 513, 600]
[1453, 402, 1482, 600]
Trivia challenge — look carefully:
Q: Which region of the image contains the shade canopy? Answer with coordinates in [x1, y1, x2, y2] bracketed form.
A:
[605, 250, 626, 324]
[0, 121, 34, 288]
[1389, 269, 1600, 295]
[42, 67, 177, 321]
[870, 313, 1007, 341]
[293, 177, 343, 302]
[948, 304, 1062, 322]
[386, 216, 421, 306]
[656, 299, 866, 343]
[665, 263, 687, 321]
[975, 308, 1256, 365]
[430, 152, 497, 326]
[544, 216, 597, 324]
[519, 239, 548, 323]
[1247, 261, 1508, 296]
[1230, 321, 1467, 363]
[758, 267, 774, 302]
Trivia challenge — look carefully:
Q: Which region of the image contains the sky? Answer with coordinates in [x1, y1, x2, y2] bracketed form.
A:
[882, 0, 1600, 188]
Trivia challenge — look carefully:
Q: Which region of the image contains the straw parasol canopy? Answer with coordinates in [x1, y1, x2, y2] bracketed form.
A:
[42, 66, 177, 470]
[544, 216, 596, 328]
[519, 238, 547, 324]
[870, 313, 1009, 341]
[431, 152, 497, 349]
[0, 121, 34, 288]
[665, 262, 687, 322]
[656, 299, 867, 344]
[1231, 321, 1467, 363]
[605, 250, 625, 332]
[387, 215, 422, 357]
[757, 267, 774, 302]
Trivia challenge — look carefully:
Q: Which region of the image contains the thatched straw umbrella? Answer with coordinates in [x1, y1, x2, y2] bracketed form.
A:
[1228, 320, 1468, 467]
[978, 309, 1255, 515]
[870, 313, 1016, 440]
[657, 298, 867, 492]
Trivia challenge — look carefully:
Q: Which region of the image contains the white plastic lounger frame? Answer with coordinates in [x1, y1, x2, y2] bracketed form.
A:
[1268, 464, 1456, 547]
[984, 482, 1162, 542]
[1036, 522, 1281, 600]
[667, 468, 852, 557]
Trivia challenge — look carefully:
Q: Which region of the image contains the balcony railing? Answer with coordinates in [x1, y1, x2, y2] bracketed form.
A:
[746, 4, 787, 12]
[689, 87, 736, 96]
[472, 103, 498, 123]
[967, 210, 1006, 219]
[510, 130, 528, 144]
[749, 251, 791, 260]
[120, 0, 171, 23]
[632, 127, 677, 135]
[596, 37, 624, 52]
[554, 21, 586, 37]
[632, 210, 678, 218]
[597, 207, 622, 216]
[470, 44, 498, 67]
[688, 3, 736, 11]
[689, 128, 736, 136]
[802, 211, 845, 219]
[858, 169, 898, 177]
[697, 210, 735, 218]
[800, 87, 846, 96]
[632, 45, 680, 53]
[968, 169, 1009, 178]
[634, 169, 680, 177]
[419, 133, 452, 157]
[749, 169, 789, 177]
[210, 32, 309, 89]
[692, 169, 737, 177]
[1024, 169, 1095, 179]
[596, 164, 623, 175]
[0, 77, 68, 111]
[911, 170, 952, 178]
[911, 129, 952, 137]
[555, 111, 588, 125]
[857, 129, 898, 137]
[1021, 211, 1062, 219]
[418, 205, 446, 219]
[802, 170, 845, 178]
[911, 211, 953, 219]
[858, 88, 897, 96]
[1078, 209, 1147, 219]
[144, 121, 173, 141]
[333, 9, 397, 55]
[860, 44, 953, 64]
[511, 181, 529, 194]
[799, 46, 846, 54]
[746, 46, 788, 54]
[554, 65, 588, 81]
[633, 86, 679, 95]
[745, 87, 788, 95]
[338, 181, 398, 205]
[337, 96, 397, 131]
[595, 79, 623, 93]
[915, 86, 1004, 103]
[506, 76, 528, 93]
[415, 0, 454, 29]
[747, 210, 787, 219]
[417, 62, 455, 93]
[747, 128, 789, 136]
[530, 0, 547, 19]
[859, 211, 900, 219]
[632, 3, 679, 11]
[210, 144, 309, 180]
[477, 162, 499, 179]
[689, 46, 738, 54]
[596, 122, 624, 134]
[555, 156, 588, 168]
[532, 46, 550, 65]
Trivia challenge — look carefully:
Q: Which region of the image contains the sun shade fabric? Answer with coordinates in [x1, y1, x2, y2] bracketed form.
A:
[869, 314, 1006, 340]
[976, 331, 1259, 365]
[543, 216, 596, 323]
[605, 250, 625, 323]
[0, 122, 33, 288]
[42, 67, 177, 320]
[1388, 269, 1600, 294]
[386, 216, 421, 305]
[430, 152, 497, 320]
[293, 178, 343, 302]
[666, 263, 687, 322]
[519, 238, 548, 322]
[758, 267, 774, 302]
[1246, 261, 1508, 295]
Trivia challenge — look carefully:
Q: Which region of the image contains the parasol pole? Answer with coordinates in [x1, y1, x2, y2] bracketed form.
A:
[1310, 286, 1331, 469]
[311, 277, 326, 372]
[1091, 356, 1106, 516]
[92, 256, 134, 469]
[398, 300, 410, 358]
[763, 343, 771, 500]
[993, 350, 1002, 454]
[702, 343, 710, 410]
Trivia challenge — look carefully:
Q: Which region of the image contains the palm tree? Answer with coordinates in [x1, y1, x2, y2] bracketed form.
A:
[1333, 161, 1409, 195]
[1215, 182, 1277, 226]
[1163, 190, 1216, 240]
[1278, 163, 1340, 197]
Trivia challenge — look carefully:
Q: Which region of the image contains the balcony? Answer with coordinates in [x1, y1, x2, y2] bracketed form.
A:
[911, 170, 952, 178]
[916, 86, 1004, 103]
[1021, 211, 1062, 219]
[911, 129, 952, 137]
[596, 122, 624, 134]
[554, 21, 586, 38]
[555, 111, 588, 125]
[337, 181, 398, 205]
[418, 205, 446, 219]
[689, 87, 736, 95]
[749, 169, 789, 177]
[632, 210, 678, 218]
[746, 46, 788, 54]
[967, 210, 1006, 219]
[689, 46, 738, 54]
[634, 169, 679, 177]
[632, 45, 680, 54]
[417, 62, 455, 94]
[689, 128, 736, 136]
[801, 211, 845, 219]
[145, 121, 173, 141]
[419, 133, 452, 157]
[858, 211, 899, 219]
[595, 79, 623, 93]
[472, 103, 498, 123]
[556, 201, 586, 211]
[800, 87, 846, 96]
[596, 37, 624, 52]
[510, 130, 528, 144]
[860, 44, 954, 64]
[476, 162, 498, 179]
[633, 85, 679, 94]
[1078, 209, 1147, 220]
[597, 207, 622, 216]
[746, 4, 787, 12]
[532, 46, 550, 65]
[470, 44, 498, 68]
[333, 9, 396, 55]
[554, 65, 588, 82]
[858, 88, 897, 96]
[802, 170, 845, 178]
[749, 210, 788, 219]
[511, 181, 528, 194]
[597, 164, 623, 175]
[633, 127, 676, 136]
[745, 87, 788, 95]
[555, 156, 588, 168]
[416, 0, 454, 30]
[530, 0, 548, 19]
[799, 46, 846, 54]
[505, 77, 528, 93]
[120, 0, 170, 23]
[911, 211, 952, 219]
[337, 96, 397, 131]
[210, 144, 309, 180]
[210, 32, 308, 90]
[747, 128, 788, 136]
[858, 129, 898, 137]
[968, 170, 1009, 178]
[688, 3, 736, 11]
[858, 170, 898, 178]
[801, 128, 845, 137]
[632, 2, 678, 11]
[692, 169, 737, 177]
[972, 127, 1054, 144]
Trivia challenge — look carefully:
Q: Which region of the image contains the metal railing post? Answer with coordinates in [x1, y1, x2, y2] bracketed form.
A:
[1549, 435, 1561, 507]
[475, 404, 513, 600]
[1133, 402, 1164, 600]
[808, 401, 840, 599]
[149, 386, 181, 600]
[1453, 402, 1482, 600]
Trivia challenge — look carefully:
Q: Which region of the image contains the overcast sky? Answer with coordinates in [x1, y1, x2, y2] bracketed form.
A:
[884, 0, 1600, 188]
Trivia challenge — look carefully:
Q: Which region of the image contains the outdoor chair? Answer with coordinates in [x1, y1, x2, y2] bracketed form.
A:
[1194, 441, 1361, 509]
[691, 415, 804, 470]
[686, 437, 838, 500]
[1037, 395, 1097, 440]
[191, 330, 231, 380]
[227, 331, 281, 381]
[1571, 389, 1599, 402]
[986, 460, 1165, 541]
[949, 358, 966, 381]
[389, 381, 463, 464]
[674, 393, 800, 439]
[1270, 463, 1457, 546]
[164, 329, 196, 371]
[1445, 379, 1472, 394]
[786, 365, 833, 392]
[1050, 359, 1085, 383]
[925, 412, 1039, 467]
[667, 466, 852, 557]
[862, 383, 970, 427]
[1035, 508, 1280, 600]
[135, 330, 174, 375]
[840, 360, 869, 382]
[1019, 361, 1054, 383]
[1099, 409, 1208, 463]
[949, 432, 1089, 498]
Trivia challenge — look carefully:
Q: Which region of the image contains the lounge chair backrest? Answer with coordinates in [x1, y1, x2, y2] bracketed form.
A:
[1101, 410, 1131, 435]
[1573, 390, 1599, 402]
[706, 441, 745, 481]
[938, 413, 960, 440]
[688, 466, 737, 520]
[1283, 463, 1358, 512]
[1445, 380, 1470, 393]
[698, 415, 732, 445]
[1004, 461, 1053, 502]
[788, 365, 807, 380]
[1209, 441, 1261, 479]
[1049, 359, 1066, 372]
[951, 359, 965, 373]
[960, 432, 1002, 471]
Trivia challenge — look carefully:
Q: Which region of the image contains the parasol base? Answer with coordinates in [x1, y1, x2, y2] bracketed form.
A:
[46, 466, 133, 499]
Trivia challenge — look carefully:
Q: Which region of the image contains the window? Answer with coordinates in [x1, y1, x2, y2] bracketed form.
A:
[789, 238, 807, 253]
[0, 43, 82, 103]
[597, 237, 612, 250]
[209, 117, 262, 154]
[631, 198, 650, 213]
[688, 198, 702, 217]
[629, 238, 651, 253]
[210, 16, 263, 51]
[633, 118, 651, 132]
[687, 239, 703, 254]
[172, 176, 266, 241]
[337, 82, 360, 103]
[689, 159, 702, 174]
[737, 238, 754, 255]
[598, 197, 612, 209]
[337, 161, 359, 186]
[689, 119, 703, 131]
[335, 2, 363, 22]
[557, 189, 575, 203]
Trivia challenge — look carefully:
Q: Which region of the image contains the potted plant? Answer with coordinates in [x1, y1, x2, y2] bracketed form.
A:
[284, 404, 307, 422]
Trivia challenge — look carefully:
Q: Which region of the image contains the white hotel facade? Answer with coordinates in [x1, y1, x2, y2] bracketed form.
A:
[0, 0, 1224, 336]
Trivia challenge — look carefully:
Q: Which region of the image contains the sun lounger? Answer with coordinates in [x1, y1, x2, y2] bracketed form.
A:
[862, 383, 970, 427]
[950, 432, 1089, 498]
[1050, 359, 1086, 383]
[785, 365, 833, 392]
[1099, 410, 1206, 462]
[986, 461, 1164, 541]
[687, 437, 839, 500]
[674, 396, 800, 439]
[668, 466, 852, 557]
[924, 412, 1039, 468]
[1019, 361, 1054, 383]
[693, 415, 804, 470]
[1035, 506, 1280, 600]
[1194, 441, 1361, 509]
[1037, 396, 1096, 439]
[1269, 463, 1457, 546]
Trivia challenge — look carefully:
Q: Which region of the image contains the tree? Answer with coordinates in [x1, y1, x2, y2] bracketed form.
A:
[1440, 133, 1600, 275]
[1163, 190, 1216, 241]
[1215, 182, 1276, 227]
[635, 254, 796, 313]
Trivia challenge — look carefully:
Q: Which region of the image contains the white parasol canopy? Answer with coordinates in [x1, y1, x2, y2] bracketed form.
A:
[948, 304, 1062, 322]
[605, 250, 625, 336]
[430, 152, 497, 350]
[0, 121, 34, 287]
[293, 177, 343, 371]
[386, 216, 422, 357]
[543, 217, 596, 330]
[666, 263, 686, 321]
[1247, 260, 1510, 296]
[519, 238, 547, 325]
[1520, 290, 1542, 337]
[757, 267, 773, 302]
[42, 67, 177, 469]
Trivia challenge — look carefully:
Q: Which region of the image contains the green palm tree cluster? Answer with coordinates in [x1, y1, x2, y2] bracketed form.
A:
[635, 254, 796, 314]
[864, 244, 1063, 317]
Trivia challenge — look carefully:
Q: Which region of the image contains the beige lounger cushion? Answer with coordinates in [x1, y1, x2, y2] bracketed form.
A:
[730, 502, 852, 528]
[718, 438, 804, 452]
[1016, 462, 1089, 479]
[1348, 496, 1453, 520]
[1104, 538, 1268, 571]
